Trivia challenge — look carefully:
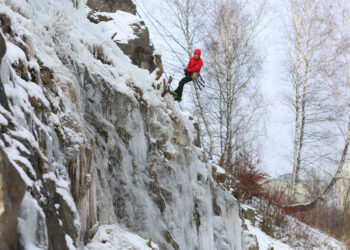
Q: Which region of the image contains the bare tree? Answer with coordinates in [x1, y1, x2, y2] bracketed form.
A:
[204, 0, 267, 167]
[286, 118, 350, 212]
[285, 0, 350, 211]
[284, 0, 334, 198]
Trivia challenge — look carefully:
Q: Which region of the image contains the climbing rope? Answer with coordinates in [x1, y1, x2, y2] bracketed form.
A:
[134, 4, 213, 161]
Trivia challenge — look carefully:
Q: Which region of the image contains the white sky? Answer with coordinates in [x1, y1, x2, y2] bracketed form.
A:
[135, 0, 294, 177]
[258, 0, 293, 177]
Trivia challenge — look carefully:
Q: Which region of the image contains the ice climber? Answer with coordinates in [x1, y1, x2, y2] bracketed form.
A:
[170, 49, 203, 101]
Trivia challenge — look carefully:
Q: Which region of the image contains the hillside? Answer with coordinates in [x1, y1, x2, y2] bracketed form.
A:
[0, 0, 346, 249]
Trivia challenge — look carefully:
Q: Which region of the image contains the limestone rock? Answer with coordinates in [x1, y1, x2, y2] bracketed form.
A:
[212, 164, 227, 184]
[242, 231, 259, 250]
[87, 10, 156, 73]
[0, 33, 8, 111]
[0, 151, 27, 250]
[114, 21, 156, 72]
[0, 1, 243, 249]
[216, 172, 227, 184]
[87, 0, 136, 14]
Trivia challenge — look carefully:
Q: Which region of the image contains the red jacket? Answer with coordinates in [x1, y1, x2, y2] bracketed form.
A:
[187, 57, 203, 73]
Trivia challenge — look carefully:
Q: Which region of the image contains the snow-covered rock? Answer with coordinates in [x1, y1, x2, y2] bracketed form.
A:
[87, 0, 136, 14]
[0, 0, 242, 249]
[87, 0, 156, 72]
[86, 224, 159, 250]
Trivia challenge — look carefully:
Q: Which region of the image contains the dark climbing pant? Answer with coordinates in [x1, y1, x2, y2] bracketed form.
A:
[174, 74, 193, 98]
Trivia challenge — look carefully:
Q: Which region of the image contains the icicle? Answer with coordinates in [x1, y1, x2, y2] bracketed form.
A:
[73, 0, 87, 9]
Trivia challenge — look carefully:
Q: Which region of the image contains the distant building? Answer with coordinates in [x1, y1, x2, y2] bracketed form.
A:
[335, 160, 350, 210]
[265, 173, 309, 203]
[276, 173, 292, 183]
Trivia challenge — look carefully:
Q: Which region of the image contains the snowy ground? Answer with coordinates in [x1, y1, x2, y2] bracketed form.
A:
[245, 219, 294, 250]
[242, 204, 346, 250]
[85, 225, 159, 250]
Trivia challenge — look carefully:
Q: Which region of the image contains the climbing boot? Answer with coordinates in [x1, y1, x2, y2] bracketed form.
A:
[170, 91, 178, 97]
[174, 96, 182, 102]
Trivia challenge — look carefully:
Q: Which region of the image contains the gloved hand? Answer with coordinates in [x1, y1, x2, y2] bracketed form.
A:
[191, 72, 198, 80]
[184, 69, 187, 75]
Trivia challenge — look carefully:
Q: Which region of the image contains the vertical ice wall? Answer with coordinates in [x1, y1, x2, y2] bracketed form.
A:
[0, 0, 242, 249]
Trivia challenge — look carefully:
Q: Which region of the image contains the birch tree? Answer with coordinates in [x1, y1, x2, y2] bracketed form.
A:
[204, 0, 266, 168]
[286, 0, 350, 211]
[285, 0, 332, 198]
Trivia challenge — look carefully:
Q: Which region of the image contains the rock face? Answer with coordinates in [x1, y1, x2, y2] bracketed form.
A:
[87, 0, 156, 73]
[116, 23, 156, 73]
[0, 31, 24, 250]
[0, 151, 27, 250]
[0, 33, 8, 110]
[87, 0, 136, 14]
[0, 0, 242, 249]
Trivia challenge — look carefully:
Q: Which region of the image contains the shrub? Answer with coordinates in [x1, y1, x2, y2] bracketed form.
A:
[260, 187, 293, 227]
[222, 151, 269, 202]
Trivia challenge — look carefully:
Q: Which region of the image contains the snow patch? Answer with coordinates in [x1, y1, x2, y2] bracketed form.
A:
[85, 225, 159, 250]
[56, 187, 81, 230]
[214, 164, 226, 174]
[17, 192, 48, 250]
[245, 219, 293, 250]
[65, 234, 77, 250]
[96, 10, 144, 44]
[6, 42, 27, 64]
[0, 113, 8, 126]
[153, 49, 162, 56]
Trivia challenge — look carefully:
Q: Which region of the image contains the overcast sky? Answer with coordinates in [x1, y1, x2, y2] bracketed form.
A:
[258, 0, 293, 177]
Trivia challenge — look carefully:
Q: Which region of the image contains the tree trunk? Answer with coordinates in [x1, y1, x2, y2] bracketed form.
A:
[285, 116, 350, 212]
[291, 0, 303, 198]
[193, 81, 214, 157]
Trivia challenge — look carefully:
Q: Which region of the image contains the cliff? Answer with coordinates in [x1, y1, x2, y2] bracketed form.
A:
[0, 0, 242, 249]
